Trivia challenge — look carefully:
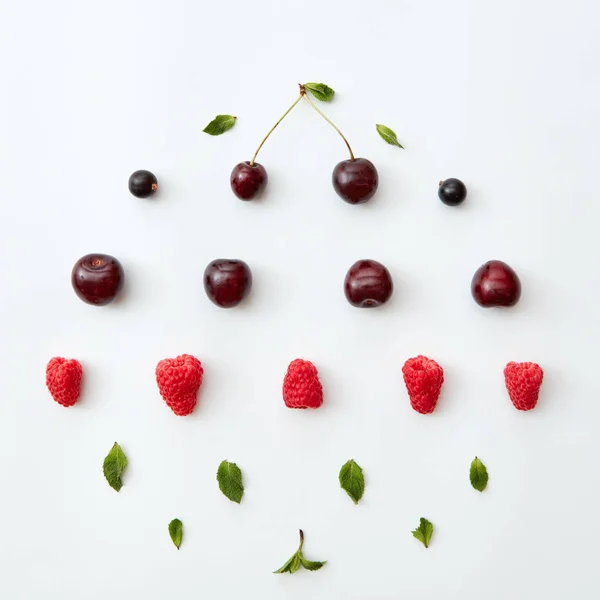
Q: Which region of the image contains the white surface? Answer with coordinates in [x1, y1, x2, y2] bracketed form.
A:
[1, 0, 599, 598]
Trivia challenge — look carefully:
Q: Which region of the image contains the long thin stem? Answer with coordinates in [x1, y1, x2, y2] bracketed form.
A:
[250, 94, 304, 165]
[298, 529, 304, 551]
[302, 91, 355, 161]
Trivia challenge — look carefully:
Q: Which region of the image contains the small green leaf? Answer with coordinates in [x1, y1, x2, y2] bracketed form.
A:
[300, 558, 327, 571]
[376, 124, 404, 149]
[274, 530, 327, 575]
[217, 460, 244, 503]
[274, 553, 302, 574]
[102, 442, 128, 492]
[203, 114, 237, 136]
[339, 459, 365, 504]
[168, 518, 183, 549]
[412, 517, 434, 548]
[470, 457, 489, 492]
[303, 82, 335, 102]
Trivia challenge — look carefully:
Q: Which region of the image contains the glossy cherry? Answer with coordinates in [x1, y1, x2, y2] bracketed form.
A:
[332, 158, 379, 204]
[471, 260, 521, 307]
[71, 254, 124, 306]
[230, 162, 268, 200]
[438, 178, 467, 206]
[204, 259, 252, 308]
[128, 170, 158, 198]
[344, 259, 393, 307]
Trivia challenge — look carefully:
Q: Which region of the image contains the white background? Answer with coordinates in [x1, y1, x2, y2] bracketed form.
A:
[1, 0, 599, 598]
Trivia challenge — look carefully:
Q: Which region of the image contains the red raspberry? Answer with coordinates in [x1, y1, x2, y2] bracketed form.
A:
[46, 357, 83, 407]
[402, 355, 444, 414]
[283, 359, 323, 409]
[504, 361, 543, 411]
[155, 354, 203, 416]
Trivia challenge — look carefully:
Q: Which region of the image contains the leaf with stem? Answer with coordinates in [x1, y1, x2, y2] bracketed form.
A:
[274, 530, 327, 574]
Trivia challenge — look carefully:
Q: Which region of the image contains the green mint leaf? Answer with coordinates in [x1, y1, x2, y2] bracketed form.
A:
[273, 552, 302, 574]
[339, 459, 365, 504]
[274, 530, 327, 575]
[412, 518, 434, 548]
[168, 518, 183, 549]
[300, 558, 327, 571]
[303, 82, 335, 102]
[217, 460, 244, 503]
[203, 114, 237, 136]
[470, 456, 489, 492]
[376, 124, 404, 149]
[102, 442, 128, 492]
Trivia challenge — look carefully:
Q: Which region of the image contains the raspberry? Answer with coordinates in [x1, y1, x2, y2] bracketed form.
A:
[46, 357, 83, 407]
[504, 361, 543, 411]
[156, 354, 203, 416]
[402, 355, 444, 414]
[283, 359, 323, 409]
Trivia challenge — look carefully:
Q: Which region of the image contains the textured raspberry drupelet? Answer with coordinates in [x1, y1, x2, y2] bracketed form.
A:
[402, 355, 444, 414]
[283, 359, 323, 409]
[156, 354, 203, 416]
[504, 361, 543, 411]
[46, 357, 83, 407]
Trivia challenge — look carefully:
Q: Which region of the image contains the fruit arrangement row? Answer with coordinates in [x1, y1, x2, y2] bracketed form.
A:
[47, 355, 544, 413]
[71, 252, 523, 310]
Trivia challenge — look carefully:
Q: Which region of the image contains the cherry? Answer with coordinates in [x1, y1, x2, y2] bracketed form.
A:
[232, 89, 305, 201]
[230, 162, 268, 200]
[332, 158, 379, 204]
[471, 260, 521, 307]
[71, 254, 124, 306]
[344, 259, 393, 307]
[128, 170, 158, 198]
[204, 259, 252, 308]
[438, 178, 467, 206]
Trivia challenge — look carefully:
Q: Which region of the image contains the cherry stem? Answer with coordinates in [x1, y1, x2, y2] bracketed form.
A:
[302, 89, 355, 161]
[250, 94, 304, 166]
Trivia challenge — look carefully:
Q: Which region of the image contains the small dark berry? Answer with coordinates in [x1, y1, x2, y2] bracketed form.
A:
[128, 170, 158, 198]
[438, 178, 467, 206]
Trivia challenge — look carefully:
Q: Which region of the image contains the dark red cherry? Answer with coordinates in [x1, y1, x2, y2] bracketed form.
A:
[204, 259, 252, 308]
[471, 260, 521, 307]
[332, 158, 378, 204]
[230, 162, 267, 200]
[71, 254, 124, 306]
[128, 170, 158, 198]
[344, 259, 393, 307]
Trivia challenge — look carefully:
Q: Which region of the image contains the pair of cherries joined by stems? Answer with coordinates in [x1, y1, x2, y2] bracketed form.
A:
[230, 84, 378, 204]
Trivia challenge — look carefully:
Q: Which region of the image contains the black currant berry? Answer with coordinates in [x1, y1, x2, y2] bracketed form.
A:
[438, 178, 467, 206]
[128, 170, 158, 198]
